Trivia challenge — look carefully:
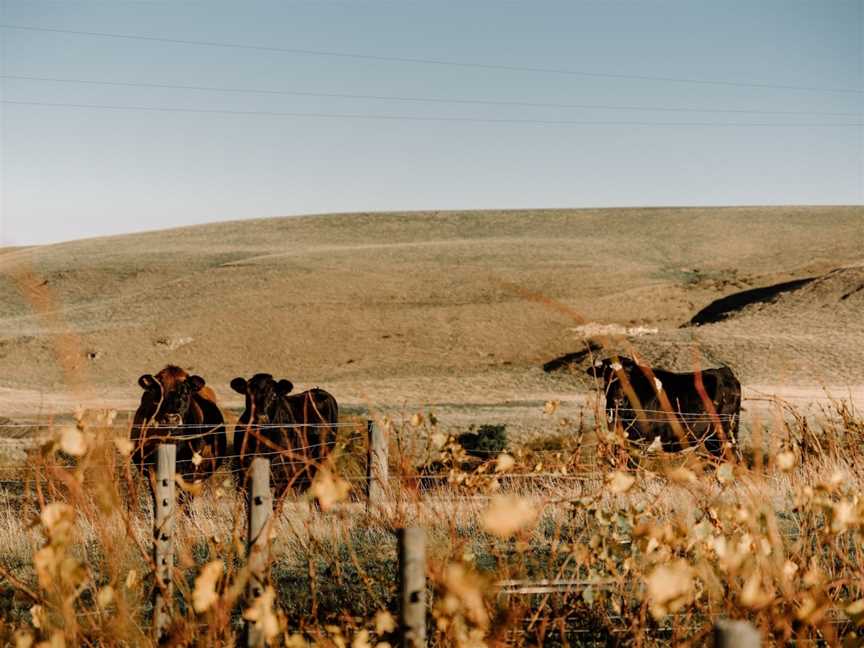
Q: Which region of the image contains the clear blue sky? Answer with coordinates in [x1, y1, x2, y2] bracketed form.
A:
[0, 0, 861, 244]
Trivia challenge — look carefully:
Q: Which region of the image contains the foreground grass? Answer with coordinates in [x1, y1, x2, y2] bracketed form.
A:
[1, 401, 864, 646]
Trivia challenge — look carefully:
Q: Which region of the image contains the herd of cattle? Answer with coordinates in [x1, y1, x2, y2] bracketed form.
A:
[132, 365, 338, 492]
[130, 357, 742, 492]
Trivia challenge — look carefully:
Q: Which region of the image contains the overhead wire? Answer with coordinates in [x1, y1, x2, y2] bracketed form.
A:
[3, 100, 862, 127]
[2, 74, 859, 117]
[1, 23, 861, 95]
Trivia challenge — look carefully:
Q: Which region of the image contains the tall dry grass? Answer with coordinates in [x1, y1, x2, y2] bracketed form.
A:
[0, 395, 862, 646]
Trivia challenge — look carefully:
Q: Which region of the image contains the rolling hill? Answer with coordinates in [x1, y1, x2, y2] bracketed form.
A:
[1, 205, 862, 425]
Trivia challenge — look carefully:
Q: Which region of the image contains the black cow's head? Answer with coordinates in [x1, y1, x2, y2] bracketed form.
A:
[585, 356, 642, 420]
[230, 373, 294, 424]
[585, 356, 638, 385]
[138, 373, 205, 427]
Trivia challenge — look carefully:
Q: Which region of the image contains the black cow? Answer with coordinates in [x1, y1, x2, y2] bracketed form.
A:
[230, 373, 339, 493]
[587, 356, 741, 458]
[131, 365, 227, 482]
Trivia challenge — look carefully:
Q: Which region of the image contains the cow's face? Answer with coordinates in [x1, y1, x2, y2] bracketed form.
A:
[138, 373, 204, 427]
[586, 356, 636, 386]
[586, 357, 639, 417]
[231, 374, 293, 423]
[159, 376, 205, 426]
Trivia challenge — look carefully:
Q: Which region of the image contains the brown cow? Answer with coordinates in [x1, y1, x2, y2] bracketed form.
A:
[230, 373, 338, 494]
[131, 365, 227, 482]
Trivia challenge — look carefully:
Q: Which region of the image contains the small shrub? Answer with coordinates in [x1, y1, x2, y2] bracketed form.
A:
[457, 424, 508, 458]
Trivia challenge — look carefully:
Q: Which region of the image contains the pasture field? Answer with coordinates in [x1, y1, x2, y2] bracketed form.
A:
[1, 206, 864, 645]
[1, 206, 864, 419]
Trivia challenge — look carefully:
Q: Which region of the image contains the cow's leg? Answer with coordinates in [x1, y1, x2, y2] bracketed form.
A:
[660, 424, 682, 453]
[703, 427, 724, 458]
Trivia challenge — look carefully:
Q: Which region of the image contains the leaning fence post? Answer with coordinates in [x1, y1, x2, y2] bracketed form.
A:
[367, 419, 389, 511]
[153, 444, 176, 641]
[714, 619, 760, 648]
[398, 527, 426, 648]
[246, 457, 273, 648]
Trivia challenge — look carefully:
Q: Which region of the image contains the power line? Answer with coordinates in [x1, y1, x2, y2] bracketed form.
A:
[2, 73, 859, 117]
[1, 23, 862, 95]
[4, 99, 863, 126]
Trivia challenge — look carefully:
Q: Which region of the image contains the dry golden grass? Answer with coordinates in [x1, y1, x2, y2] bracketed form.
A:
[0, 395, 863, 647]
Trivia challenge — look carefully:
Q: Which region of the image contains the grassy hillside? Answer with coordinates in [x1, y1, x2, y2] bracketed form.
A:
[0, 206, 862, 415]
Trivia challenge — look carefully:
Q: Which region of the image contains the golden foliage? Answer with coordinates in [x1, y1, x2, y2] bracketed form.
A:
[3, 398, 864, 646]
[309, 468, 351, 512]
[606, 470, 635, 494]
[192, 560, 223, 613]
[494, 453, 515, 473]
[481, 495, 538, 538]
[645, 560, 694, 619]
[242, 587, 281, 645]
[373, 610, 396, 636]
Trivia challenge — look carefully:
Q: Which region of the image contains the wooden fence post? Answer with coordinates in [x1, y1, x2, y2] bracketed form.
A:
[367, 419, 388, 511]
[153, 444, 176, 641]
[714, 619, 760, 648]
[246, 457, 273, 648]
[398, 527, 426, 648]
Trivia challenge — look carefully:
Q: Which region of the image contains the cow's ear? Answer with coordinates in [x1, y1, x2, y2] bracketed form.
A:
[188, 375, 206, 392]
[585, 359, 606, 377]
[230, 377, 247, 394]
[276, 379, 293, 395]
[138, 374, 158, 391]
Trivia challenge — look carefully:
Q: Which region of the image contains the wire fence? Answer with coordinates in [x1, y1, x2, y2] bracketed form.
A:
[0, 393, 837, 492]
[0, 399, 766, 482]
[0, 421, 365, 429]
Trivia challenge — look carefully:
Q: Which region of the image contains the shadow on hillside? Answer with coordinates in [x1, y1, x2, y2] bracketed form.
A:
[684, 277, 817, 327]
[542, 342, 604, 373]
